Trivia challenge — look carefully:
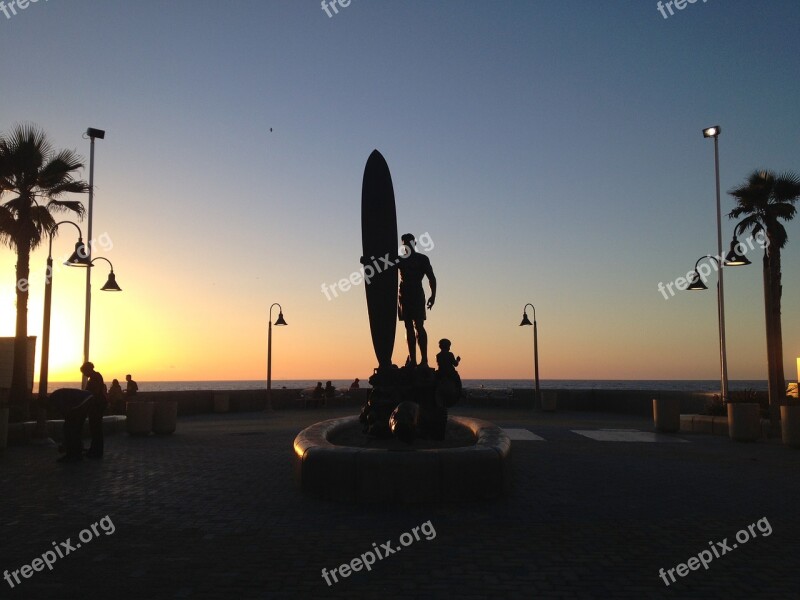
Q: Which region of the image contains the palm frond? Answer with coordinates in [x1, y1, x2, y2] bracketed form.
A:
[46, 199, 86, 218]
[37, 150, 86, 190]
[769, 202, 797, 221]
[733, 215, 763, 238]
[773, 172, 800, 204]
[2, 123, 50, 176]
[27, 205, 57, 251]
[0, 205, 16, 249]
[45, 180, 91, 197]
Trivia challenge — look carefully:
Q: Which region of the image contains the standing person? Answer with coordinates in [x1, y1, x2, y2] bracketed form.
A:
[108, 379, 125, 413]
[80, 362, 108, 459]
[397, 233, 436, 367]
[350, 378, 360, 390]
[125, 373, 139, 396]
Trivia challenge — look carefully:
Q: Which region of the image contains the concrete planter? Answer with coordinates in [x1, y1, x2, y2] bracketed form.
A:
[652, 398, 680, 432]
[541, 391, 557, 412]
[213, 393, 230, 413]
[153, 401, 178, 435]
[126, 401, 154, 436]
[0, 407, 8, 451]
[780, 404, 800, 448]
[727, 402, 760, 442]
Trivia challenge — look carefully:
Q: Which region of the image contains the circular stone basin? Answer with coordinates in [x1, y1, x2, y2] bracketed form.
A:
[329, 418, 476, 450]
[293, 415, 510, 503]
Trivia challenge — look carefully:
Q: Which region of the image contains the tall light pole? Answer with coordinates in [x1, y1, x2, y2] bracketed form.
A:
[82, 127, 105, 386]
[702, 125, 729, 401]
[519, 303, 540, 407]
[33, 222, 91, 441]
[266, 303, 287, 411]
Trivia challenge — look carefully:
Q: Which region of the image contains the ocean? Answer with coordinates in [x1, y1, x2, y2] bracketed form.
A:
[41, 379, 774, 394]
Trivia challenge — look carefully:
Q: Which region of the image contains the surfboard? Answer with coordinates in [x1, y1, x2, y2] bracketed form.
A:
[361, 149, 398, 369]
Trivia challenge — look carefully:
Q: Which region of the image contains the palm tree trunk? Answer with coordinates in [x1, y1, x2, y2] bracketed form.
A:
[768, 246, 785, 421]
[10, 241, 31, 422]
[762, 255, 774, 418]
[763, 245, 784, 431]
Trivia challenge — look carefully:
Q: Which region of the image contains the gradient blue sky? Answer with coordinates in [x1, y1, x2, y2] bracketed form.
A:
[1, 0, 798, 384]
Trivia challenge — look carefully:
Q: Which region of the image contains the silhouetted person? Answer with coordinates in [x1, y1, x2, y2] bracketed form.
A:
[51, 388, 94, 463]
[435, 338, 462, 411]
[125, 374, 138, 396]
[436, 338, 460, 376]
[108, 379, 124, 413]
[397, 233, 436, 366]
[81, 362, 108, 458]
[350, 378, 360, 390]
[324, 381, 336, 399]
[312, 382, 324, 399]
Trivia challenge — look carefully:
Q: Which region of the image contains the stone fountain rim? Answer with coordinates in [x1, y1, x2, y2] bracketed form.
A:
[292, 415, 511, 503]
[293, 415, 509, 455]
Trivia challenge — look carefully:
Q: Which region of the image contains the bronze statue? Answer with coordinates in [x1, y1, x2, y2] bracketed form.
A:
[397, 233, 436, 367]
[358, 150, 458, 442]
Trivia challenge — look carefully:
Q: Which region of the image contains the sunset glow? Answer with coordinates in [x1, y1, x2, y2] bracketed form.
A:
[0, 2, 798, 387]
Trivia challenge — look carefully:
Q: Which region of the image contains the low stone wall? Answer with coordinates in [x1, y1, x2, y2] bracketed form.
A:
[120, 388, 711, 417]
[129, 388, 371, 415]
[460, 388, 711, 416]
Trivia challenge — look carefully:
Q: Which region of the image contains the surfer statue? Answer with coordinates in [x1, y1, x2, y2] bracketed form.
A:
[398, 233, 437, 367]
[358, 150, 458, 442]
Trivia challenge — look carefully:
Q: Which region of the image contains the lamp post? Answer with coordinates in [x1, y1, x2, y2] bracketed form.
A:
[686, 246, 749, 402]
[519, 303, 540, 406]
[33, 221, 91, 441]
[82, 127, 105, 387]
[266, 303, 287, 411]
[701, 125, 731, 400]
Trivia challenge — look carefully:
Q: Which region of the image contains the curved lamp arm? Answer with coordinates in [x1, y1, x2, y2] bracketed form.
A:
[91, 256, 122, 291]
[48, 220, 85, 259]
[520, 303, 536, 326]
[270, 303, 287, 326]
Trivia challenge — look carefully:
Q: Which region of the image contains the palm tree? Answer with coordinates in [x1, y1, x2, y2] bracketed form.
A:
[728, 169, 800, 427]
[0, 123, 89, 420]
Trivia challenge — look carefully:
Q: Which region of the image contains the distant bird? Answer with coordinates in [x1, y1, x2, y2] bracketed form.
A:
[269, 128, 273, 132]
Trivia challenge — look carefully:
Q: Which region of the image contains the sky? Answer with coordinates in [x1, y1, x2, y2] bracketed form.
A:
[0, 0, 799, 386]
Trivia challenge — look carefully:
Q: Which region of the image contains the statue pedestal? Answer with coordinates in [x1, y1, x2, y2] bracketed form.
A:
[360, 364, 456, 442]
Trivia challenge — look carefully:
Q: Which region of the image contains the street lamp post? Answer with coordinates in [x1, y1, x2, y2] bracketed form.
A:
[519, 303, 540, 407]
[266, 303, 287, 411]
[82, 127, 105, 387]
[33, 222, 91, 441]
[702, 125, 729, 400]
[686, 245, 749, 402]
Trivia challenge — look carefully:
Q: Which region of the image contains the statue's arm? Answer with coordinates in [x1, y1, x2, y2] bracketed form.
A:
[426, 266, 437, 309]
